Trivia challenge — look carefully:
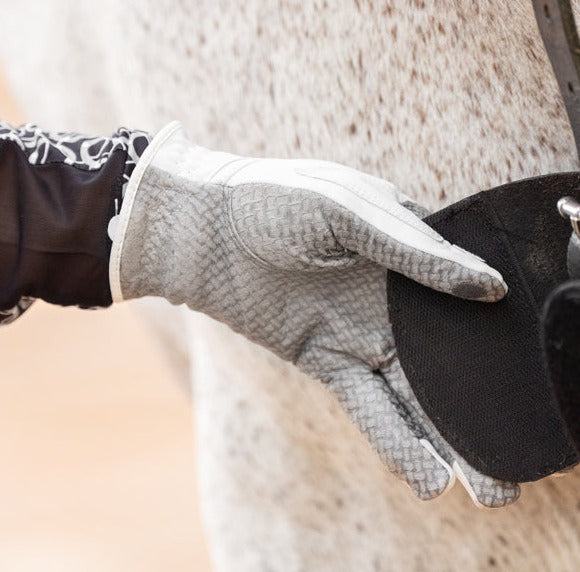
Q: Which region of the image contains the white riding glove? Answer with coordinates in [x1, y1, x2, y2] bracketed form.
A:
[111, 122, 519, 507]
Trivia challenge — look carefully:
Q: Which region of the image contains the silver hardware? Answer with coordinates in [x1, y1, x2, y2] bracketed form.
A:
[557, 196, 580, 237]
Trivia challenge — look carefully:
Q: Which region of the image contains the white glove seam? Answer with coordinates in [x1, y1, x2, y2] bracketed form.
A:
[109, 121, 183, 302]
[224, 186, 280, 272]
[420, 439, 456, 496]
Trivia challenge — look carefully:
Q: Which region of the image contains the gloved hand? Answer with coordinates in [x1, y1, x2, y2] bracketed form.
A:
[111, 122, 520, 507]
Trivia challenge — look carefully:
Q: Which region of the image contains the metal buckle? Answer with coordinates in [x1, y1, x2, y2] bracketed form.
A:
[558, 196, 580, 237]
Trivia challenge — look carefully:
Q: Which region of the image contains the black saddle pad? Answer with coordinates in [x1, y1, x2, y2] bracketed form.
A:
[387, 173, 580, 482]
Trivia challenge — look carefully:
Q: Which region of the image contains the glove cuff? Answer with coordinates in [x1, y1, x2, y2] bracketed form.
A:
[109, 121, 183, 302]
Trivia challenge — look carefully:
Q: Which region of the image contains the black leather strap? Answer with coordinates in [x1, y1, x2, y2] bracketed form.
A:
[533, 0, 580, 155]
[543, 281, 580, 448]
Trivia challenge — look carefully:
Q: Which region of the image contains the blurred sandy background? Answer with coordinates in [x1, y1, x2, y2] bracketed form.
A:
[0, 68, 212, 570]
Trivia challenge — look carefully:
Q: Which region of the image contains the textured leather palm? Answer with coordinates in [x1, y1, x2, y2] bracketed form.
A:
[119, 161, 519, 507]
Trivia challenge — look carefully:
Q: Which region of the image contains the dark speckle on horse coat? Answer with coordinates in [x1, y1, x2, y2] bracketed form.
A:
[0, 1, 579, 570]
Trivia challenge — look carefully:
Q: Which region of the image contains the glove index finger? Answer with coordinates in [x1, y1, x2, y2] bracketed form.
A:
[325, 365, 453, 501]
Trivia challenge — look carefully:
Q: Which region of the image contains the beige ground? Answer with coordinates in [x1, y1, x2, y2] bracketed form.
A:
[0, 72, 212, 571]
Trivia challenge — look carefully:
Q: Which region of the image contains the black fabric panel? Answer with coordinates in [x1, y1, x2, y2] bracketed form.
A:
[543, 281, 580, 448]
[387, 173, 580, 482]
[0, 139, 125, 309]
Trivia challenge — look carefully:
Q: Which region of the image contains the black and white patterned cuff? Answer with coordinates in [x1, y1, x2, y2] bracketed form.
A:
[0, 121, 152, 325]
[0, 121, 151, 186]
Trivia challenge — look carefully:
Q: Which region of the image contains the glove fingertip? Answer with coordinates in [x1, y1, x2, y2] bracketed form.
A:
[406, 472, 452, 502]
[403, 439, 456, 501]
[449, 271, 508, 303]
[452, 461, 521, 509]
[412, 246, 509, 303]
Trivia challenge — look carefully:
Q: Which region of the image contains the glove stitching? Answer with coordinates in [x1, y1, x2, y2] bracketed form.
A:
[223, 185, 287, 273]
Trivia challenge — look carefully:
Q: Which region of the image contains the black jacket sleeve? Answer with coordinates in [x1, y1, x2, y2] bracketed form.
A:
[0, 121, 150, 324]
